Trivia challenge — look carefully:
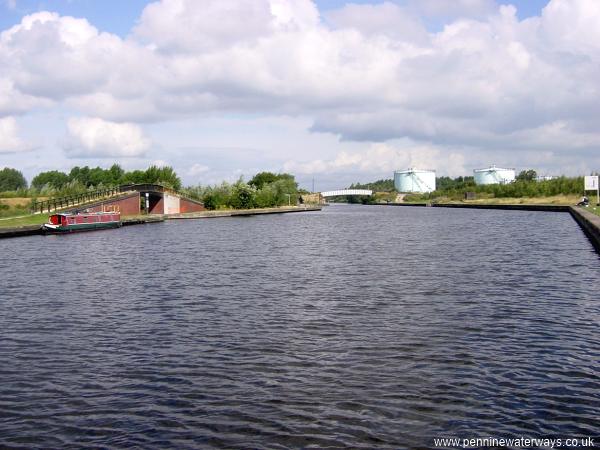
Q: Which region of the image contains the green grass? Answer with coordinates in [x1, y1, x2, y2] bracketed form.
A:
[586, 206, 600, 217]
[0, 213, 49, 228]
[402, 194, 581, 206]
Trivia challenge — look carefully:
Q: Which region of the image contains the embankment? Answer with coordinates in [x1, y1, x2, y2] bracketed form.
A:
[0, 206, 322, 239]
[433, 203, 569, 212]
[0, 225, 44, 239]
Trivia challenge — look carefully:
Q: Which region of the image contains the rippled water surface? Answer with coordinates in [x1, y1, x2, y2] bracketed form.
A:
[1, 205, 599, 449]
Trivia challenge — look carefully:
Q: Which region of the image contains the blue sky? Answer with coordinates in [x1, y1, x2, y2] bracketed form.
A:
[1, 0, 551, 35]
[1, 0, 599, 190]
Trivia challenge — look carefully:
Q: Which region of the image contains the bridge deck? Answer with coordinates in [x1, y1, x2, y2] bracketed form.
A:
[321, 189, 372, 197]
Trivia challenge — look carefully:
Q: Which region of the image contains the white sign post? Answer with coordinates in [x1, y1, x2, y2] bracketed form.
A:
[584, 175, 599, 205]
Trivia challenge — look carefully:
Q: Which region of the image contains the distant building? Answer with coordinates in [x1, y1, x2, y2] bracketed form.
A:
[394, 169, 436, 193]
[473, 166, 515, 185]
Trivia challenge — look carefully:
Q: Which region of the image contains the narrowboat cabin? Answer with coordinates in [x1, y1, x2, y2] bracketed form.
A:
[43, 212, 121, 233]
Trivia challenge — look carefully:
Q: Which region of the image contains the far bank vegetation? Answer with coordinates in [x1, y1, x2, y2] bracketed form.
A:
[0, 165, 301, 217]
[350, 170, 589, 204]
[183, 172, 300, 210]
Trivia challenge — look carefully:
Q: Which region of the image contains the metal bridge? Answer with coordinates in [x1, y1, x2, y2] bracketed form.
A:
[321, 189, 373, 198]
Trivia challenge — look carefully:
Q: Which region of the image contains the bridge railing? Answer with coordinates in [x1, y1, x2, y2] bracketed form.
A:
[121, 184, 203, 204]
[118, 183, 177, 195]
[30, 187, 125, 214]
[321, 189, 373, 197]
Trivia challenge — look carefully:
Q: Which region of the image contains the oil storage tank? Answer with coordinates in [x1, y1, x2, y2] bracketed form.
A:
[473, 166, 515, 185]
[394, 169, 436, 193]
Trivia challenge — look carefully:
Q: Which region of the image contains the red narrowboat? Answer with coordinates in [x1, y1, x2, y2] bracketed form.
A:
[43, 211, 121, 233]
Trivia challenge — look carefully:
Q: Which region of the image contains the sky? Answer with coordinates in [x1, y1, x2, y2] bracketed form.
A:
[0, 0, 599, 191]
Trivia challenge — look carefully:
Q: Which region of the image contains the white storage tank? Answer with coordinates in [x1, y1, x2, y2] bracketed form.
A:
[394, 168, 436, 193]
[473, 166, 515, 185]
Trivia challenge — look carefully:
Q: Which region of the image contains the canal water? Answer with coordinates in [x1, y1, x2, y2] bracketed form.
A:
[1, 205, 599, 448]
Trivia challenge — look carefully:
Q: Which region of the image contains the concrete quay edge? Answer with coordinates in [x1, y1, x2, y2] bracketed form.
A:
[568, 206, 600, 252]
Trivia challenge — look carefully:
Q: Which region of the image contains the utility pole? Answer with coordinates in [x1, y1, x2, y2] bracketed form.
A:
[312, 177, 315, 193]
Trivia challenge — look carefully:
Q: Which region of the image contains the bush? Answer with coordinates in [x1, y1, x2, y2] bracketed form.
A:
[192, 172, 299, 210]
[229, 183, 255, 209]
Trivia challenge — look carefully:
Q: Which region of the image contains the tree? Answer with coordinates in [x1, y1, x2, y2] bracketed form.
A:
[120, 169, 146, 185]
[108, 164, 124, 184]
[31, 170, 69, 190]
[270, 177, 298, 205]
[89, 166, 109, 187]
[249, 171, 279, 189]
[516, 169, 537, 182]
[69, 166, 91, 186]
[158, 166, 182, 190]
[0, 167, 27, 191]
[145, 165, 182, 190]
[349, 178, 395, 192]
[254, 184, 276, 207]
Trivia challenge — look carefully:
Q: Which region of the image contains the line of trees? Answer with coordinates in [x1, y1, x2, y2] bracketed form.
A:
[441, 177, 583, 199]
[0, 164, 183, 197]
[421, 174, 584, 200]
[1, 165, 299, 211]
[184, 172, 299, 210]
[31, 164, 182, 191]
[349, 178, 395, 192]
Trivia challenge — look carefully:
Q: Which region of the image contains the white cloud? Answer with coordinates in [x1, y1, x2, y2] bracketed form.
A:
[62, 117, 151, 158]
[541, 0, 600, 52]
[1, 0, 600, 178]
[0, 116, 32, 153]
[151, 159, 168, 167]
[133, 0, 318, 53]
[133, 0, 272, 53]
[283, 141, 466, 177]
[0, 78, 51, 116]
[326, 2, 429, 42]
[187, 163, 210, 176]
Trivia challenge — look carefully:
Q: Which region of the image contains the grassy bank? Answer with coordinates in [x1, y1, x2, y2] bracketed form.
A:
[399, 195, 580, 206]
[587, 206, 600, 217]
[436, 194, 580, 205]
[0, 213, 48, 228]
[0, 197, 34, 219]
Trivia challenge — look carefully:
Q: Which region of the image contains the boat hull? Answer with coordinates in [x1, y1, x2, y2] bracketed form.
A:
[43, 221, 122, 233]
